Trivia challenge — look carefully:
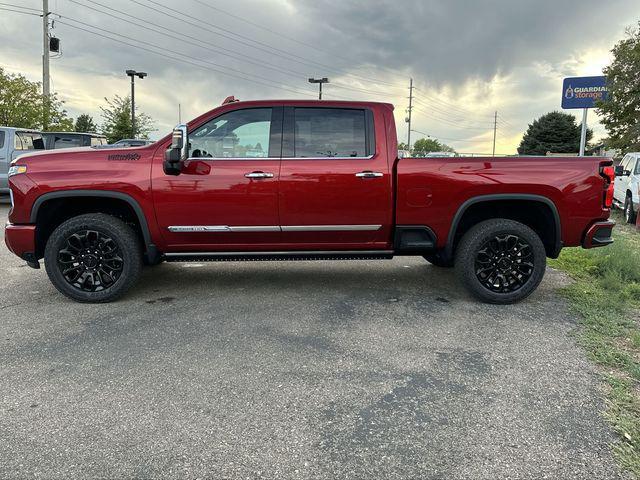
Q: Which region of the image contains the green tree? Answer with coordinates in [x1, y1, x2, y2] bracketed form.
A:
[517, 111, 592, 155]
[100, 95, 154, 143]
[0, 67, 73, 130]
[75, 114, 97, 133]
[596, 22, 640, 151]
[412, 137, 455, 157]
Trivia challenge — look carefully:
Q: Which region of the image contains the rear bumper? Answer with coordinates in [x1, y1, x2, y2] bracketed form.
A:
[4, 222, 38, 265]
[582, 220, 615, 249]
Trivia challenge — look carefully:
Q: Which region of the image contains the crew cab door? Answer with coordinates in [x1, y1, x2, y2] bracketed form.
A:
[614, 154, 633, 202]
[152, 106, 283, 249]
[278, 106, 392, 248]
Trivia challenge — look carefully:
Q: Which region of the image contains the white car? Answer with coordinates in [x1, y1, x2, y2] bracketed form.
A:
[613, 152, 640, 223]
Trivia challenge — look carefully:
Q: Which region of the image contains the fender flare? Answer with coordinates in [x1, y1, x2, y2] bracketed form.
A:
[444, 193, 562, 258]
[30, 190, 154, 249]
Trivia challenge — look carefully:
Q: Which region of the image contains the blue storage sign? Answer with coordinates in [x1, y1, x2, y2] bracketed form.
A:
[562, 76, 608, 109]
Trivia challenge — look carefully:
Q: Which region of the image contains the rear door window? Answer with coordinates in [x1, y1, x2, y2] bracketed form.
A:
[293, 108, 368, 158]
[15, 132, 44, 150]
[54, 136, 83, 148]
[634, 158, 640, 175]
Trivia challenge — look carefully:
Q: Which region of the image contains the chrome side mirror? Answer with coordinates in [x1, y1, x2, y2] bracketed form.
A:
[163, 124, 188, 175]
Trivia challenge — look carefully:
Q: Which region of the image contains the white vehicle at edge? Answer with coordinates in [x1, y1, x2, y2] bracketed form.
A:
[613, 152, 640, 224]
[0, 127, 45, 194]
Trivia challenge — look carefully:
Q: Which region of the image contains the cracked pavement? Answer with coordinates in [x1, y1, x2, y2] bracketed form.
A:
[0, 203, 624, 479]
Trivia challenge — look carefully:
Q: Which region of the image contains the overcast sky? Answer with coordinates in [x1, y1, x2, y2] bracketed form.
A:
[0, 0, 638, 153]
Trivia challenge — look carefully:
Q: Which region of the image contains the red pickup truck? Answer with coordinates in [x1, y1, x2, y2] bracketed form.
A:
[5, 99, 615, 304]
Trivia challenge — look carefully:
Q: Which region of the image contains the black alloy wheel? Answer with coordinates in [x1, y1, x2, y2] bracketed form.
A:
[454, 219, 546, 304]
[57, 229, 124, 292]
[44, 213, 142, 303]
[474, 234, 534, 293]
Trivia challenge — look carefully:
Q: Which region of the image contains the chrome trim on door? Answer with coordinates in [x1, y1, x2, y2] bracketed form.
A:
[168, 225, 382, 233]
[281, 155, 375, 161]
[281, 225, 382, 232]
[168, 225, 280, 233]
[244, 172, 274, 179]
[355, 171, 383, 178]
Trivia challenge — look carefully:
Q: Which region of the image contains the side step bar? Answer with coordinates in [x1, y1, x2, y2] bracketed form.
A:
[164, 250, 394, 262]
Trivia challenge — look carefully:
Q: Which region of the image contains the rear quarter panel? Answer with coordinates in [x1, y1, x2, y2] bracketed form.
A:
[396, 156, 611, 248]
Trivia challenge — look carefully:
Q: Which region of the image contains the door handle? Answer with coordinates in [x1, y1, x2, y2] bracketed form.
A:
[355, 171, 383, 178]
[244, 171, 274, 179]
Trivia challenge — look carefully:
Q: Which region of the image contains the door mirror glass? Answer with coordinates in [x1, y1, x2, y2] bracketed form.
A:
[164, 124, 188, 175]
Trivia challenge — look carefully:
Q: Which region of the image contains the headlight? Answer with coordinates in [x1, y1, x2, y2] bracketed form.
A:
[8, 165, 27, 177]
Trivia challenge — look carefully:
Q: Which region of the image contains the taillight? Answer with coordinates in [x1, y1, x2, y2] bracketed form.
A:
[600, 165, 615, 209]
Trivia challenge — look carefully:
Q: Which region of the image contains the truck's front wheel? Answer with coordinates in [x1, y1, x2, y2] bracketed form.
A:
[454, 219, 546, 304]
[44, 213, 142, 303]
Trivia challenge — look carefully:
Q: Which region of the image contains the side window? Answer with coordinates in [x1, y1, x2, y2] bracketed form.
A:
[54, 136, 82, 149]
[0, 131, 4, 149]
[189, 108, 272, 158]
[293, 108, 368, 158]
[14, 132, 24, 151]
[15, 132, 44, 150]
[16, 132, 34, 150]
[635, 158, 640, 175]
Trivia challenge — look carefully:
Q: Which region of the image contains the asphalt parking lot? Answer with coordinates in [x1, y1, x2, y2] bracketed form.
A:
[0, 203, 624, 479]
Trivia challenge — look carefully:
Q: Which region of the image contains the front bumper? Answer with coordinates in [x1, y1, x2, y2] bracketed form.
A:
[582, 220, 615, 248]
[4, 222, 38, 267]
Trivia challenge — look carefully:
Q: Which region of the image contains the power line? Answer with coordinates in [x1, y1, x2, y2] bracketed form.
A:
[0, 2, 40, 12]
[411, 103, 494, 128]
[130, 0, 400, 88]
[66, 0, 318, 82]
[56, 19, 321, 97]
[411, 105, 493, 130]
[190, 0, 404, 82]
[0, 6, 41, 16]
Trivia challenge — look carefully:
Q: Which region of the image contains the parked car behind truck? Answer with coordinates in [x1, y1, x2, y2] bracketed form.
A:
[41, 131, 107, 149]
[0, 127, 45, 194]
[5, 99, 616, 304]
[613, 152, 640, 223]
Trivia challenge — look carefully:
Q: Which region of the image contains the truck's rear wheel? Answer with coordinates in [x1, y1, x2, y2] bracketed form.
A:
[454, 219, 546, 304]
[44, 213, 142, 303]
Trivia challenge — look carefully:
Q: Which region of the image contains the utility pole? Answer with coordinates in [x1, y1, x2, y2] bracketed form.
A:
[178, 103, 181, 123]
[308, 77, 329, 100]
[42, 0, 50, 130]
[492, 111, 497, 156]
[126, 70, 147, 138]
[406, 78, 414, 148]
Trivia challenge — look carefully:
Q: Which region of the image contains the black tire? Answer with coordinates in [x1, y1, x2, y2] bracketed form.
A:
[44, 213, 143, 303]
[423, 252, 454, 268]
[454, 219, 546, 304]
[624, 194, 637, 224]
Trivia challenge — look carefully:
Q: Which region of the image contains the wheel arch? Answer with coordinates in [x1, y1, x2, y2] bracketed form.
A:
[30, 190, 158, 261]
[445, 194, 562, 259]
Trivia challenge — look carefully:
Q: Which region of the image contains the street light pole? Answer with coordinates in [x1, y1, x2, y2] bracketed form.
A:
[126, 69, 147, 138]
[308, 77, 329, 100]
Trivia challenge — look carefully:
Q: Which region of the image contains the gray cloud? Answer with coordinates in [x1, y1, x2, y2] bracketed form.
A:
[0, 0, 638, 150]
